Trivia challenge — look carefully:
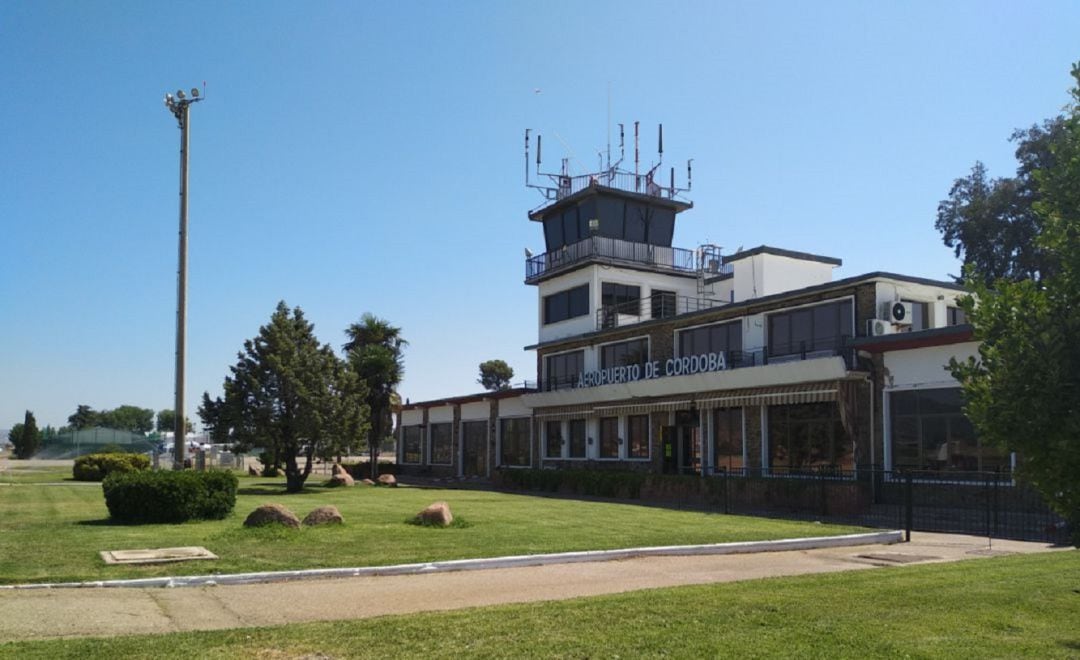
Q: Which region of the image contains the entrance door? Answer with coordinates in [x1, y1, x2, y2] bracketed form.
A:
[461, 421, 487, 477]
[679, 425, 701, 475]
[661, 426, 677, 474]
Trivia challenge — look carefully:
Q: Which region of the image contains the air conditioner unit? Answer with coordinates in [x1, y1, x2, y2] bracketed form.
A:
[880, 301, 913, 325]
[868, 319, 895, 336]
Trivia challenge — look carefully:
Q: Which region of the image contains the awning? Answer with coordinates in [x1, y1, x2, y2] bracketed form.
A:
[534, 405, 595, 421]
[697, 383, 840, 409]
[592, 399, 694, 416]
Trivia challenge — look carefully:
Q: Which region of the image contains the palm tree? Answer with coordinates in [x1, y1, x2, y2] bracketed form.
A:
[344, 314, 407, 479]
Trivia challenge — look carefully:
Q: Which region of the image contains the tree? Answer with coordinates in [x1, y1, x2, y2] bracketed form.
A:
[6, 423, 23, 456]
[12, 411, 40, 459]
[478, 359, 514, 391]
[156, 409, 194, 434]
[936, 118, 1066, 285]
[201, 301, 342, 492]
[99, 406, 155, 434]
[343, 314, 407, 480]
[949, 62, 1080, 546]
[67, 405, 99, 430]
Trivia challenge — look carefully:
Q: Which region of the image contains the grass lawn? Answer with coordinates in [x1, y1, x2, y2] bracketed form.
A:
[0, 473, 865, 584]
[1, 551, 1076, 658]
[0, 463, 76, 484]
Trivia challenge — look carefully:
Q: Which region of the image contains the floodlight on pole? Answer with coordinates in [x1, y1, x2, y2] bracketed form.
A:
[164, 85, 204, 470]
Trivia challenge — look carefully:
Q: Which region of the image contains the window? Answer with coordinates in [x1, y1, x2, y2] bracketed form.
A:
[599, 417, 619, 458]
[768, 300, 853, 358]
[651, 289, 677, 319]
[544, 350, 584, 391]
[567, 419, 587, 458]
[543, 284, 590, 325]
[499, 418, 531, 467]
[768, 403, 852, 472]
[600, 338, 649, 371]
[544, 421, 563, 458]
[628, 415, 649, 459]
[402, 426, 422, 464]
[890, 388, 1007, 472]
[601, 283, 641, 316]
[902, 300, 930, 331]
[714, 408, 744, 472]
[678, 321, 742, 363]
[429, 423, 452, 465]
[947, 306, 967, 326]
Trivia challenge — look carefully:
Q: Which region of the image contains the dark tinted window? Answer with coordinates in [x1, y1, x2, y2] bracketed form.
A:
[601, 338, 649, 370]
[402, 426, 422, 464]
[768, 403, 852, 472]
[568, 419, 587, 458]
[678, 321, 742, 360]
[768, 300, 853, 356]
[602, 283, 641, 315]
[429, 423, 452, 465]
[544, 350, 584, 391]
[543, 284, 590, 325]
[651, 289, 677, 319]
[714, 408, 744, 472]
[902, 300, 930, 331]
[543, 216, 563, 252]
[499, 418, 531, 467]
[890, 388, 1007, 472]
[628, 415, 649, 458]
[947, 306, 967, 326]
[599, 417, 620, 458]
[544, 421, 562, 458]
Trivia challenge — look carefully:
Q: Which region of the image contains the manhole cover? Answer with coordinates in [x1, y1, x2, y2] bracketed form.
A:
[855, 553, 941, 564]
[101, 546, 218, 565]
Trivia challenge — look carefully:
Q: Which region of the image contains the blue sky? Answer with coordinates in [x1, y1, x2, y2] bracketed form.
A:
[2, 1, 1078, 428]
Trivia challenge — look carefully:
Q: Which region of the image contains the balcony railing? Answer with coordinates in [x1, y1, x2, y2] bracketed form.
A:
[596, 294, 728, 330]
[526, 237, 697, 282]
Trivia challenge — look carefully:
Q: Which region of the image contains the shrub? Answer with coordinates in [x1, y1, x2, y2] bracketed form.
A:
[499, 468, 647, 499]
[73, 452, 150, 482]
[102, 470, 238, 524]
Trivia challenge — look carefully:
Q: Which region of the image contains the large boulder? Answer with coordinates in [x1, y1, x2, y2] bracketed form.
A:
[303, 505, 344, 526]
[331, 463, 347, 476]
[243, 503, 301, 529]
[247, 465, 259, 477]
[360, 478, 376, 486]
[377, 474, 397, 487]
[416, 501, 453, 527]
[327, 472, 355, 487]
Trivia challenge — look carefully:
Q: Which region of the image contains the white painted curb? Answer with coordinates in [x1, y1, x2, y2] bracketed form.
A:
[0, 531, 902, 591]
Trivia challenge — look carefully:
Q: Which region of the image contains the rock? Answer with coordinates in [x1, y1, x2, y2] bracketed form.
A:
[247, 465, 259, 476]
[327, 472, 355, 487]
[416, 501, 453, 526]
[303, 505, 344, 526]
[361, 478, 376, 486]
[243, 504, 301, 529]
[377, 474, 397, 487]
[331, 463, 347, 476]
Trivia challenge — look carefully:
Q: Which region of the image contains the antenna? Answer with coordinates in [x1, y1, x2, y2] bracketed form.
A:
[634, 121, 640, 188]
[687, 159, 693, 191]
[524, 129, 530, 186]
[658, 123, 663, 158]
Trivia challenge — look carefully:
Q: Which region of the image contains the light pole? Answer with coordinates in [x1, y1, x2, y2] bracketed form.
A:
[165, 87, 203, 470]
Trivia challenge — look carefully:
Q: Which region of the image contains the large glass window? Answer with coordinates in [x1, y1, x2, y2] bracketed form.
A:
[599, 417, 620, 459]
[499, 418, 531, 467]
[768, 300, 853, 358]
[768, 403, 853, 472]
[429, 423, 452, 465]
[628, 415, 649, 459]
[600, 338, 649, 371]
[544, 350, 584, 391]
[902, 300, 930, 331]
[544, 421, 563, 459]
[568, 419, 587, 458]
[543, 284, 590, 325]
[602, 283, 641, 316]
[890, 388, 1007, 472]
[947, 306, 967, 326]
[714, 408, 744, 472]
[651, 289, 677, 319]
[678, 321, 742, 362]
[402, 426, 422, 464]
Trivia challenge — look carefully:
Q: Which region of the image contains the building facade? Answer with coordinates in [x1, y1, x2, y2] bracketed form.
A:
[398, 170, 997, 482]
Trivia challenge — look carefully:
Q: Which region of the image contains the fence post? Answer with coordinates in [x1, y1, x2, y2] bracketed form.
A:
[904, 471, 913, 543]
[723, 472, 730, 515]
[819, 470, 828, 517]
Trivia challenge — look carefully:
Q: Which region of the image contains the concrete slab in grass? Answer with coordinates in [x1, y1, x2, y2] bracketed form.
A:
[100, 547, 218, 565]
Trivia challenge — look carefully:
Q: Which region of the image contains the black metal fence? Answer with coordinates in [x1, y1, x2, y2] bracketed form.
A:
[526, 236, 696, 281]
[700, 468, 1069, 544]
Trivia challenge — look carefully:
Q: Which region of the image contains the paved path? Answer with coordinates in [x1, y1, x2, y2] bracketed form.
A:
[0, 533, 1066, 641]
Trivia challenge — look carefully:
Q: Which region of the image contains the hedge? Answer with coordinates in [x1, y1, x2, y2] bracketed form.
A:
[498, 468, 647, 499]
[102, 470, 238, 524]
[73, 452, 150, 482]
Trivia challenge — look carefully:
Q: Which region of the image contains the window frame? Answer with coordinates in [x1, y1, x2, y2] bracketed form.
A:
[598, 335, 651, 372]
[428, 422, 453, 466]
[543, 283, 590, 325]
[543, 348, 585, 392]
[401, 425, 423, 465]
[598, 416, 620, 459]
[498, 417, 532, 468]
[766, 296, 855, 359]
[626, 414, 651, 460]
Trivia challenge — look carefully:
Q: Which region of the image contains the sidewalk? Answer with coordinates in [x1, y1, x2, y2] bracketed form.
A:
[0, 532, 1066, 641]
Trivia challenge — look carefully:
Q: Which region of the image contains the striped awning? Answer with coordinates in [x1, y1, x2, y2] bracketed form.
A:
[534, 405, 595, 420]
[697, 383, 839, 409]
[592, 399, 694, 416]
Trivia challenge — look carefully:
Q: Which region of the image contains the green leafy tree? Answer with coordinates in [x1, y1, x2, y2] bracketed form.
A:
[949, 62, 1080, 546]
[478, 359, 514, 391]
[99, 406, 155, 434]
[12, 411, 40, 459]
[67, 405, 99, 430]
[201, 301, 342, 492]
[344, 314, 407, 480]
[6, 423, 24, 457]
[156, 409, 194, 434]
[936, 118, 1066, 285]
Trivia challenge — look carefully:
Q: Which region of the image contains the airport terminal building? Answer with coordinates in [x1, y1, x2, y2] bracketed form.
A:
[397, 163, 1002, 482]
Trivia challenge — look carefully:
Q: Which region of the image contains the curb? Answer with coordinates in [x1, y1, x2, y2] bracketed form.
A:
[0, 530, 902, 590]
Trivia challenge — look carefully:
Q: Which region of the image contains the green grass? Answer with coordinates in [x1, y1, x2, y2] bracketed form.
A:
[0, 475, 864, 584]
[1, 551, 1076, 658]
[0, 463, 76, 484]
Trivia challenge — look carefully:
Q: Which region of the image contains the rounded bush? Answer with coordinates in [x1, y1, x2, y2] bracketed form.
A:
[73, 452, 150, 482]
[102, 469, 238, 524]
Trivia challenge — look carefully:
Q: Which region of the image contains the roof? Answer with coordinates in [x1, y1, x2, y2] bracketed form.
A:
[527, 184, 692, 221]
[852, 324, 975, 352]
[400, 386, 535, 411]
[726, 245, 842, 267]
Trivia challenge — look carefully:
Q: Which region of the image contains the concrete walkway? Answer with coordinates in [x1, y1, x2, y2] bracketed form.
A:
[0, 532, 1066, 641]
